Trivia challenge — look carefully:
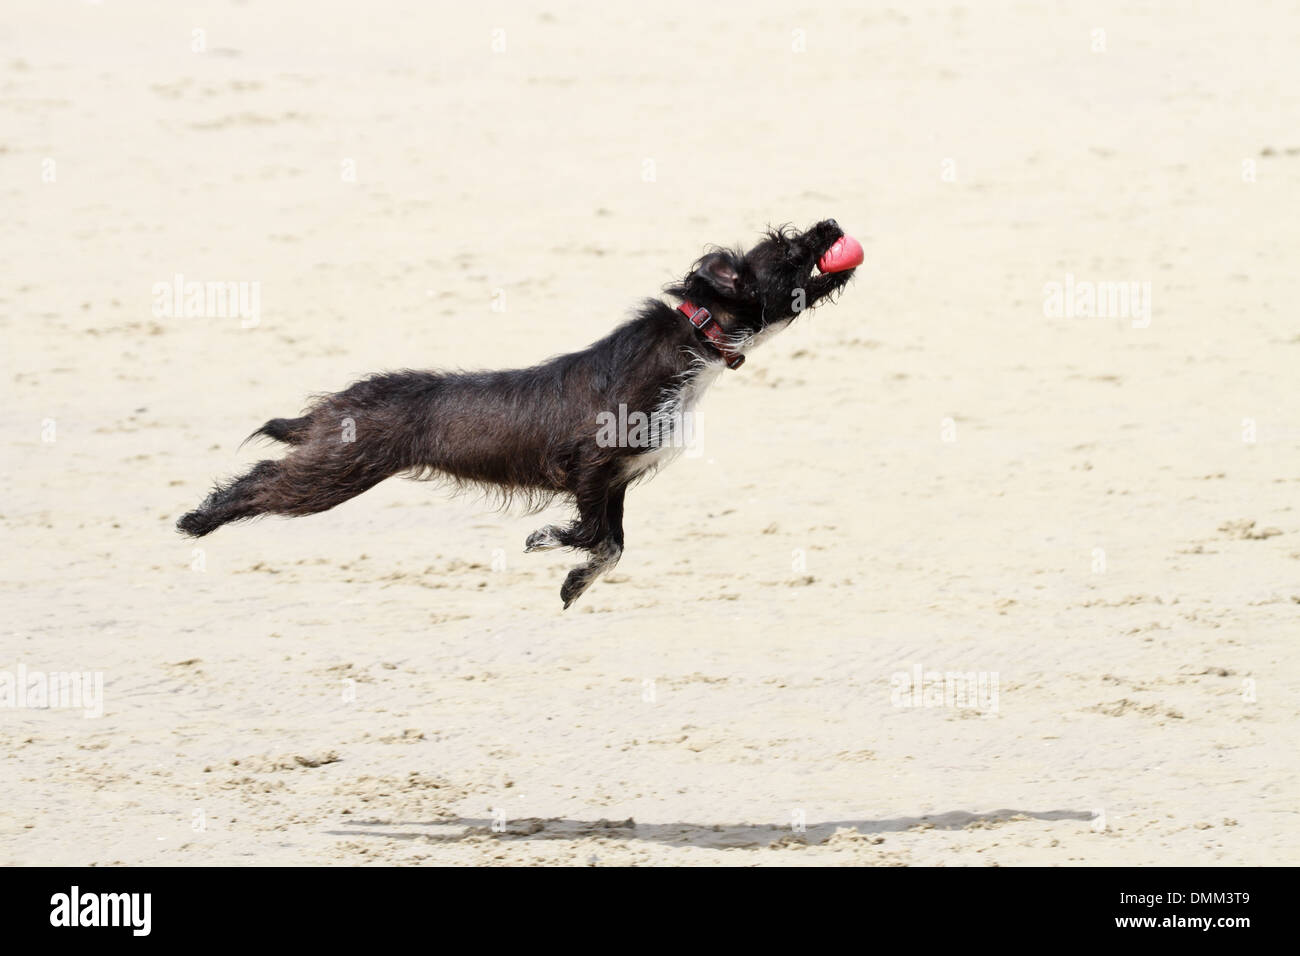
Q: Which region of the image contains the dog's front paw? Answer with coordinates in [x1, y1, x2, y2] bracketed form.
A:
[525, 525, 565, 552]
[560, 566, 597, 609]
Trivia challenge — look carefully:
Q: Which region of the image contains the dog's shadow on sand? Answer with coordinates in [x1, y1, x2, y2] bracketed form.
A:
[327, 809, 1094, 850]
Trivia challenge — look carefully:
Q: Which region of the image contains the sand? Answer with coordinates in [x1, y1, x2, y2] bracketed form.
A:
[2, 0, 1297, 866]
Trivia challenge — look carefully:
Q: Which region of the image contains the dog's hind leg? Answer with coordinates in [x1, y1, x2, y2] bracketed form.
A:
[177, 439, 398, 537]
[177, 460, 282, 537]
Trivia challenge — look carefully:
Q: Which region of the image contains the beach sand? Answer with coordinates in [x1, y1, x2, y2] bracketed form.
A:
[2, 0, 1297, 865]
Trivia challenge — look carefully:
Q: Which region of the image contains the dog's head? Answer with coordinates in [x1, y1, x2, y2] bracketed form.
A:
[668, 219, 857, 337]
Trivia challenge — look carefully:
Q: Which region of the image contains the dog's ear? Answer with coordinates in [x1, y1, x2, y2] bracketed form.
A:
[692, 252, 742, 297]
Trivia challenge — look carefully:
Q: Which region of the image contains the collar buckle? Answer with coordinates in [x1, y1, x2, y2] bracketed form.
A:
[677, 301, 745, 370]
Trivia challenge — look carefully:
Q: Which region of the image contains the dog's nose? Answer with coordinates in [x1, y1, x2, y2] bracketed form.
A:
[825, 218, 838, 228]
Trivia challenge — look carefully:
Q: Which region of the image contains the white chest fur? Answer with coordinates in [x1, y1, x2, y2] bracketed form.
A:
[621, 361, 723, 480]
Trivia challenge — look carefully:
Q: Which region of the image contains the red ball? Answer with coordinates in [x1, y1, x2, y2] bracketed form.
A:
[817, 235, 864, 274]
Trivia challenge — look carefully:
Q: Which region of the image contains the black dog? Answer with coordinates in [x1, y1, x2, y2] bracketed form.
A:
[177, 219, 858, 607]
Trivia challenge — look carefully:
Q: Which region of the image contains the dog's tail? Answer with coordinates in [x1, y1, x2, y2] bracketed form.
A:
[244, 415, 312, 447]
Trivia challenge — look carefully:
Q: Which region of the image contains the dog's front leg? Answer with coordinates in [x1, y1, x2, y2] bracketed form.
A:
[527, 468, 624, 608]
[558, 543, 615, 609]
[557, 482, 626, 608]
[524, 524, 568, 552]
[522, 455, 627, 608]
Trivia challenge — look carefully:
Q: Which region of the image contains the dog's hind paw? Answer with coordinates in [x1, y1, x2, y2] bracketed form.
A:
[525, 525, 565, 552]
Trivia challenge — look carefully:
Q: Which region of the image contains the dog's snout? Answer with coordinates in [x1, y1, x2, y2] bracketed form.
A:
[817, 218, 844, 242]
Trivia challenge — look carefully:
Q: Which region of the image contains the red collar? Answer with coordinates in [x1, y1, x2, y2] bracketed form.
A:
[677, 301, 745, 370]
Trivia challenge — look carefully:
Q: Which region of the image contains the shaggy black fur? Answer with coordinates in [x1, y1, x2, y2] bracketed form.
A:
[177, 219, 857, 607]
